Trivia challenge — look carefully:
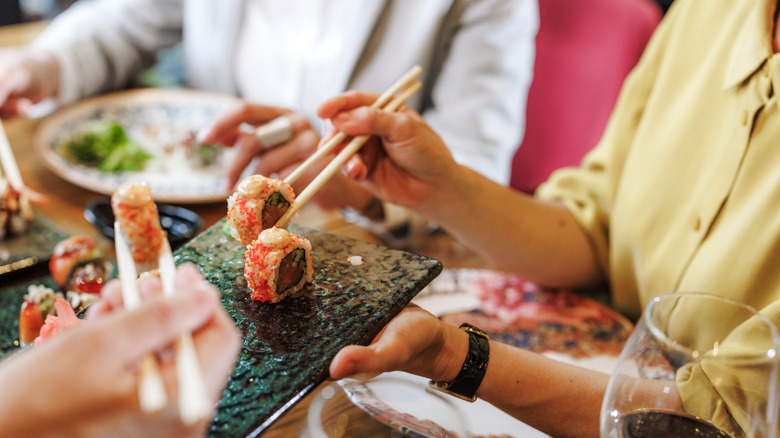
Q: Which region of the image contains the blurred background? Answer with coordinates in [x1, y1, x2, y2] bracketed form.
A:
[2, 0, 674, 27]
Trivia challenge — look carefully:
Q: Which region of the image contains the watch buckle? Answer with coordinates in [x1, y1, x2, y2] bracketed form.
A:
[427, 380, 478, 403]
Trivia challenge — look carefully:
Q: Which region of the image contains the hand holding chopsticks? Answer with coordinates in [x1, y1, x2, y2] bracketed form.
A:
[114, 203, 210, 424]
[275, 65, 423, 228]
[157, 238, 211, 424]
[114, 222, 168, 413]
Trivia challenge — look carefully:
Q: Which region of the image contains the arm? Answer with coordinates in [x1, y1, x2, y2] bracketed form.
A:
[319, 92, 603, 288]
[0, 264, 240, 437]
[331, 306, 608, 438]
[30, 0, 184, 106]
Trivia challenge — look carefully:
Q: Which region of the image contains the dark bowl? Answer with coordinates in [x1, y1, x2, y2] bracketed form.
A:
[84, 198, 203, 249]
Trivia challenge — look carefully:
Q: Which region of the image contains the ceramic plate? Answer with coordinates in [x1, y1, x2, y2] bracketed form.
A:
[337, 269, 634, 438]
[0, 213, 68, 279]
[34, 88, 238, 203]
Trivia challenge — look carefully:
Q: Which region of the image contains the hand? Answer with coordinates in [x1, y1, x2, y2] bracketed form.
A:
[317, 91, 462, 210]
[0, 48, 59, 118]
[330, 305, 468, 384]
[0, 264, 241, 437]
[196, 101, 320, 190]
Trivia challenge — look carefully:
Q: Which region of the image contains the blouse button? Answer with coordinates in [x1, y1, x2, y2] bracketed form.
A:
[692, 216, 701, 231]
[741, 110, 749, 126]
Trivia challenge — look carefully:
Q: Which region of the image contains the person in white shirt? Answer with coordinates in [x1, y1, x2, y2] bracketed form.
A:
[0, 0, 537, 246]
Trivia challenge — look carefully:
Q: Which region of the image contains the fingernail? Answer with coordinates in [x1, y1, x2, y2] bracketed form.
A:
[333, 113, 350, 125]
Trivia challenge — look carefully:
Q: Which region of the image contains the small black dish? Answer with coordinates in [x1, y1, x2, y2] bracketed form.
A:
[84, 198, 203, 249]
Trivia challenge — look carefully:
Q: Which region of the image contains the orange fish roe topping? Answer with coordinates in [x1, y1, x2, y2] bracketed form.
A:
[227, 176, 295, 246]
[244, 229, 313, 303]
[111, 182, 165, 266]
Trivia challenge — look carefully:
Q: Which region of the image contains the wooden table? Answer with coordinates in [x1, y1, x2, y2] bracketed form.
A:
[1, 20, 495, 437]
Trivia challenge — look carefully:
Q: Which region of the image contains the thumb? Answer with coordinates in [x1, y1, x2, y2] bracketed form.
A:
[330, 341, 409, 380]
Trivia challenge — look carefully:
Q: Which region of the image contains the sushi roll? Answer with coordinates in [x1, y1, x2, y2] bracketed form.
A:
[227, 175, 295, 246]
[49, 236, 111, 295]
[111, 181, 165, 271]
[0, 178, 31, 240]
[18, 285, 94, 346]
[244, 227, 313, 303]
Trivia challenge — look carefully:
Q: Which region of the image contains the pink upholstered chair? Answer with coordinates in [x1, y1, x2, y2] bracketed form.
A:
[510, 0, 662, 194]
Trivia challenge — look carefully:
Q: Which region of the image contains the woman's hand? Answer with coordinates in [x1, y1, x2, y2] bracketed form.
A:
[0, 264, 241, 437]
[330, 305, 468, 384]
[0, 48, 59, 118]
[196, 101, 320, 191]
[317, 91, 462, 211]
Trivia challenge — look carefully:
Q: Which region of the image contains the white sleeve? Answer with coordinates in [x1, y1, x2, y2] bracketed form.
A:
[423, 0, 538, 185]
[30, 0, 184, 106]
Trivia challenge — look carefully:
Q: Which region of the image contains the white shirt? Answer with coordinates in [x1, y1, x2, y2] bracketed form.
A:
[33, 0, 538, 185]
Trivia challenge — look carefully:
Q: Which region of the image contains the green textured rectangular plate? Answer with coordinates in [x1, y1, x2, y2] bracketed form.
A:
[0, 214, 68, 278]
[174, 219, 443, 437]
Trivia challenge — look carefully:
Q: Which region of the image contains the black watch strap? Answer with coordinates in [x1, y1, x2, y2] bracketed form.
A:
[428, 323, 490, 402]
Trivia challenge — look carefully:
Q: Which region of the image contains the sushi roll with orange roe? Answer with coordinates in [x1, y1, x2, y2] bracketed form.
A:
[111, 181, 166, 271]
[244, 227, 313, 303]
[227, 175, 295, 246]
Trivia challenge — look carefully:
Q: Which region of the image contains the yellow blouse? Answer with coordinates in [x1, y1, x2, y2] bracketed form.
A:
[537, 0, 780, 432]
[538, 0, 780, 323]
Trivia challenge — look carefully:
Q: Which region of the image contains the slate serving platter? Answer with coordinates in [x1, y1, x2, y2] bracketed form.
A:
[0, 218, 442, 436]
[174, 219, 443, 437]
[0, 214, 68, 279]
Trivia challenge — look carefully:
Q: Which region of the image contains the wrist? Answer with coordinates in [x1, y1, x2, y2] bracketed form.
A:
[430, 323, 470, 383]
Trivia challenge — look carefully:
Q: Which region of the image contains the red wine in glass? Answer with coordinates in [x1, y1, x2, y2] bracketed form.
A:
[618, 411, 734, 438]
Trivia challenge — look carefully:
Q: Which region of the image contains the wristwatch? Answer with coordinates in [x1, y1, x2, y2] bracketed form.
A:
[428, 323, 490, 402]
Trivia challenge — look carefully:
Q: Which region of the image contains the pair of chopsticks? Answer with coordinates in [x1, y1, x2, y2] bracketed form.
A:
[274, 65, 424, 228]
[114, 223, 210, 424]
[0, 119, 33, 220]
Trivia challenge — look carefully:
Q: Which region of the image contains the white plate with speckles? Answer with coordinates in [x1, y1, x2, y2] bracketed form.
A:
[35, 88, 239, 203]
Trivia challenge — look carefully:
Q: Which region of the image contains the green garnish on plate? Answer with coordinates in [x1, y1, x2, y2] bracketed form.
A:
[57, 121, 152, 172]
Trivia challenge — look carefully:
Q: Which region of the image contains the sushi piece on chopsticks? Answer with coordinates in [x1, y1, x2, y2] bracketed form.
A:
[111, 181, 210, 424]
[0, 118, 33, 240]
[111, 182, 166, 274]
[227, 175, 295, 246]
[234, 66, 422, 304]
[244, 227, 313, 303]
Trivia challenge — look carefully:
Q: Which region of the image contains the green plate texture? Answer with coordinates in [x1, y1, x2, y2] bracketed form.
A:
[0, 218, 442, 436]
[175, 219, 442, 437]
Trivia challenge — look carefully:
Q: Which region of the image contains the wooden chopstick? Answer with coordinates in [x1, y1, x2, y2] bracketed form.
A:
[157, 239, 211, 425]
[283, 64, 423, 186]
[275, 79, 422, 229]
[113, 221, 168, 413]
[0, 119, 33, 220]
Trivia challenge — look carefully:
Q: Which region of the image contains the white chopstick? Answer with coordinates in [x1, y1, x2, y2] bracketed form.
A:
[114, 221, 168, 413]
[275, 79, 422, 229]
[0, 119, 33, 220]
[158, 239, 211, 425]
[283, 64, 423, 186]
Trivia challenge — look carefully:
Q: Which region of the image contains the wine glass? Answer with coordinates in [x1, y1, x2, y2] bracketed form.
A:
[601, 291, 780, 438]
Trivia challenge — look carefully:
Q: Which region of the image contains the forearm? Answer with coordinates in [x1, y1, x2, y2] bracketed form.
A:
[417, 165, 604, 288]
[429, 323, 607, 438]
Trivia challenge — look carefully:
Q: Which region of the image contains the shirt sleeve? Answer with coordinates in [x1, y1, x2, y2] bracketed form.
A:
[30, 0, 184, 106]
[675, 298, 780, 436]
[423, 0, 538, 185]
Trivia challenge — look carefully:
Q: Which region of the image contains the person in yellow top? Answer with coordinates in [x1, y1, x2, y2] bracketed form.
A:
[316, 0, 780, 436]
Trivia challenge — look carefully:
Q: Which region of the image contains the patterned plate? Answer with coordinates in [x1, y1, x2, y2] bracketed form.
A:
[34, 88, 238, 203]
[337, 269, 634, 438]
